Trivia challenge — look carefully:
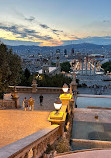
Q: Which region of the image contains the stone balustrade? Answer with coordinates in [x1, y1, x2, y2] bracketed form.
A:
[0, 89, 74, 157]
[0, 125, 61, 158]
[0, 100, 15, 109]
[8, 86, 62, 94]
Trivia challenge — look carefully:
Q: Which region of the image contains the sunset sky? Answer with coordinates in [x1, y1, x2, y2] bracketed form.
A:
[0, 0, 111, 46]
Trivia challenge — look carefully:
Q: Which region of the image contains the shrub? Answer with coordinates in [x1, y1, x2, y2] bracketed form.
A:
[56, 137, 71, 153]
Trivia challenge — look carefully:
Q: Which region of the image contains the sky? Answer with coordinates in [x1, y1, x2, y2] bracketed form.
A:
[0, 0, 111, 46]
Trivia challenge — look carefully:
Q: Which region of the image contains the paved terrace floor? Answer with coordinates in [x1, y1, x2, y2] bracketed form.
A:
[0, 93, 59, 148]
[55, 149, 111, 158]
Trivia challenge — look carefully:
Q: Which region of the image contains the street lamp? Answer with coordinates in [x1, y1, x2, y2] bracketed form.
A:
[62, 83, 68, 94]
[54, 97, 62, 115]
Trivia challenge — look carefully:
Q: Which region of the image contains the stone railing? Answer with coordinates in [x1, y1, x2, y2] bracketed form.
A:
[8, 86, 62, 94]
[0, 100, 15, 109]
[0, 125, 61, 158]
[0, 92, 74, 157]
[37, 87, 62, 94]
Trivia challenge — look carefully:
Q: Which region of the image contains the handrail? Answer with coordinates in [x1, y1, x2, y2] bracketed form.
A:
[0, 125, 60, 158]
[77, 94, 111, 98]
[8, 86, 63, 94]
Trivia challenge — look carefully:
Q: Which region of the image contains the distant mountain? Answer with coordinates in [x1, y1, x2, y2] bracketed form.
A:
[7, 43, 111, 56]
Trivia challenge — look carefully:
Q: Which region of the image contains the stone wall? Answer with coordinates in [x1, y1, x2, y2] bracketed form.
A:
[8, 86, 62, 94]
[0, 100, 15, 109]
[0, 125, 61, 158]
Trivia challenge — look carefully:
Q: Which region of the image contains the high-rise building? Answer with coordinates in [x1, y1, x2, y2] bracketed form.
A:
[56, 49, 60, 56]
[71, 48, 74, 56]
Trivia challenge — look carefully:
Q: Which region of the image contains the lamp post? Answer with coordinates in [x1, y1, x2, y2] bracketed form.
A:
[48, 97, 64, 122]
[54, 97, 62, 115]
[48, 97, 65, 135]
[62, 83, 68, 94]
[60, 83, 73, 114]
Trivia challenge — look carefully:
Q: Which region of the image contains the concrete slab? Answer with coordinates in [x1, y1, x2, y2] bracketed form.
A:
[55, 149, 111, 158]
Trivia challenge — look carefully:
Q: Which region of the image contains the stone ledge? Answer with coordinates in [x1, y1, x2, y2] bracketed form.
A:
[0, 125, 59, 158]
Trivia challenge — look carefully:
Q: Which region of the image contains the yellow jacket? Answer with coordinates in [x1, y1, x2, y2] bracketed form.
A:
[28, 98, 34, 106]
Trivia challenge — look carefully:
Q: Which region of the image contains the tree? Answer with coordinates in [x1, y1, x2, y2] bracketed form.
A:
[0, 42, 21, 96]
[60, 62, 71, 73]
[101, 62, 111, 73]
[18, 68, 33, 86]
[24, 68, 31, 79]
[37, 74, 71, 87]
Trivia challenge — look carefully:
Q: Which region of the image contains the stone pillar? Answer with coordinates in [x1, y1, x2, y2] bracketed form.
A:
[32, 80, 37, 93]
[70, 84, 72, 95]
[48, 110, 66, 136]
[86, 60, 87, 75]
[94, 62, 96, 75]
[70, 71, 77, 97]
[11, 86, 20, 108]
[60, 93, 72, 113]
[90, 62, 92, 75]
[82, 60, 83, 75]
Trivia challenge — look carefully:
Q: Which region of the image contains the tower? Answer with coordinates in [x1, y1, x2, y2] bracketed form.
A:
[86, 54, 88, 75]
[70, 71, 77, 96]
[42, 59, 49, 75]
[64, 49, 67, 57]
[56, 56, 60, 67]
[71, 48, 74, 56]
[56, 49, 60, 57]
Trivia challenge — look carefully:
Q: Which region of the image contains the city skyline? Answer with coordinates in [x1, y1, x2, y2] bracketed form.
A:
[0, 0, 111, 46]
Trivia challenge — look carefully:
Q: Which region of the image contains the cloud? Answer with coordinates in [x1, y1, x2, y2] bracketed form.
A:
[14, 10, 65, 39]
[0, 23, 35, 38]
[29, 34, 53, 40]
[23, 28, 39, 34]
[25, 16, 35, 22]
[14, 10, 36, 22]
[0, 38, 42, 46]
[0, 23, 53, 41]
[103, 20, 110, 23]
[62, 36, 111, 45]
[39, 24, 50, 29]
[52, 29, 63, 33]
[0, 23, 23, 36]
[51, 29, 63, 36]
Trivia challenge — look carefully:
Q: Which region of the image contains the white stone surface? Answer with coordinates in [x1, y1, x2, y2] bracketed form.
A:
[55, 149, 111, 158]
[76, 96, 111, 108]
[74, 108, 111, 123]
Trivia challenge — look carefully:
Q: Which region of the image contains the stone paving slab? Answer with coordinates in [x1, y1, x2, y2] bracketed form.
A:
[0, 93, 60, 148]
[0, 110, 51, 148]
[5, 93, 59, 111]
[55, 149, 111, 158]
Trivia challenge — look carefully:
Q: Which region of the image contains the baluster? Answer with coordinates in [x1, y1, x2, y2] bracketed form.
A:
[24, 151, 29, 158]
[37, 144, 40, 157]
[20, 156, 24, 158]
[32, 147, 37, 158]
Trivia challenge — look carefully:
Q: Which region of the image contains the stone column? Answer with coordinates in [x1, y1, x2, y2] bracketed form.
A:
[82, 60, 83, 75]
[86, 60, 87, 75]
[70, 84, 72, 95]
[90, 62, 92, 75]
[94, 62, 96, 75]
[11, 86, 20, 108]
[70, 71, 77, 97]
[32, 80, 37, 93]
